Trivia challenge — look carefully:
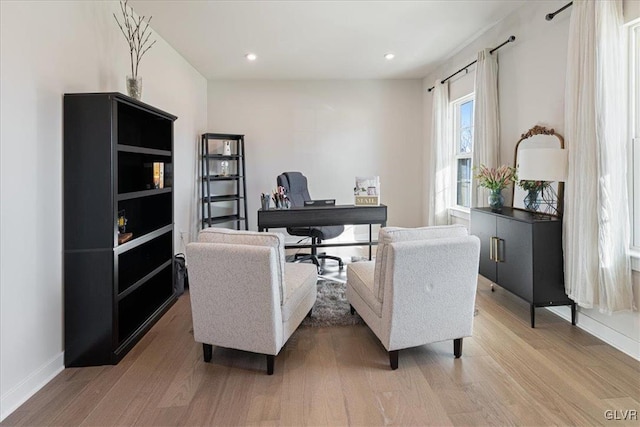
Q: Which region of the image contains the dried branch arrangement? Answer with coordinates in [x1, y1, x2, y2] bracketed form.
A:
[114, 0, 156, 79]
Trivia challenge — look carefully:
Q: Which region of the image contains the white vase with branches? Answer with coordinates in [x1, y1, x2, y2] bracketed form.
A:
[114, 0, 156, 100]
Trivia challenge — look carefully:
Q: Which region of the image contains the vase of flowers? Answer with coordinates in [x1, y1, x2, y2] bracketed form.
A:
[475, 164, 516, 211]
[524, 189, 539, 211]
[114, 0, 156, 100]
[488, 189, 504, 210]
[518, 180, 549, 211]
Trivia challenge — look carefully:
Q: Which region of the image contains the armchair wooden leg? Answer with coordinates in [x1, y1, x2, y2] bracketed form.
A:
[389, 350, 399, 370]
[530, 304, 536, 328]
[266, 354, 275, 375]
[203, 343, 212, 362]
[350, 304, 355, 315]
[454, 338, 463, 358]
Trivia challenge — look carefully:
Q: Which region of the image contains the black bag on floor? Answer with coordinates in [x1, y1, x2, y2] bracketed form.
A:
[174, 253, 188, 295]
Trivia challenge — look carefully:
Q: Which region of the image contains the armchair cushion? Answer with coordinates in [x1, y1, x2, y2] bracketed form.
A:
[198, 228, 287, 304]
[373, 224, 468, 301]
[282, 262, 317, 321]
[346, 261, 381, 316]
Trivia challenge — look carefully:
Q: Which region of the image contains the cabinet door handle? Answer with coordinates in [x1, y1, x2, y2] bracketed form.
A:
[496, 238, 503, 262]
[493, 237, 500, 263]
[489, 237, 495, 261]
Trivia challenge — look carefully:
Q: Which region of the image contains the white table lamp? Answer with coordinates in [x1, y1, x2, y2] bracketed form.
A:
[518, 148, 568, 182]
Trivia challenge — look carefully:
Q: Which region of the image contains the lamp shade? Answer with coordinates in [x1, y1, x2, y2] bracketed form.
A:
[517, 148, 568, 182]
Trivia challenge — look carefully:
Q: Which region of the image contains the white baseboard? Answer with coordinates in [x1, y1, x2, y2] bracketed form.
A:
[546, 307, 640, 361]
[0, 352, 64, 422]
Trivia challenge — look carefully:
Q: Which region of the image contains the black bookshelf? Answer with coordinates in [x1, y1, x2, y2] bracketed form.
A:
[200, 133, 248, 230]
[64, 92, 178, 366]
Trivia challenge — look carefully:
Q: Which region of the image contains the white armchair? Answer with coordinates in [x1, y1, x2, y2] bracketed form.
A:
[186, 228, 317, 375]
[346, 225, 480, 369]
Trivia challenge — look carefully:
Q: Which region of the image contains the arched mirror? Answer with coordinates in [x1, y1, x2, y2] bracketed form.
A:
[512, 125, 566, 216]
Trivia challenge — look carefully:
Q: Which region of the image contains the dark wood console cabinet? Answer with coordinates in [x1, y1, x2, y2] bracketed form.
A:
[470, 207, 576, 327]
[64, 93, 177, 366]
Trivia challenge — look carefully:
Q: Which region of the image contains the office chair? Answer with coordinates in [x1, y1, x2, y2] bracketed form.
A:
[277, 172, 345, 271]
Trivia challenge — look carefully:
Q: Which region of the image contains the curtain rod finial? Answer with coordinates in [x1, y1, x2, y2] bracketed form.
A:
[545, 2, 573, 21]
[509, 35, 516, 42]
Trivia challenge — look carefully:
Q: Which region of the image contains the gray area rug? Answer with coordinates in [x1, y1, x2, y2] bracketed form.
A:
[301, 279, 364, 327]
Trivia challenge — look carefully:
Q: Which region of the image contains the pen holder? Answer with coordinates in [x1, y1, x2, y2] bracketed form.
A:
[261, 197, 270, 210]
[274, 198, 290, 209]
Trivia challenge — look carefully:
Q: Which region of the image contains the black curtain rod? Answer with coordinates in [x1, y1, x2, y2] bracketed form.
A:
[546, 2, 573, 21]
[427, 35, 515, 92]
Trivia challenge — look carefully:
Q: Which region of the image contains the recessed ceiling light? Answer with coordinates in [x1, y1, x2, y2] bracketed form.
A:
[245, 53, 257, 61]
[384, 53, 395, 60]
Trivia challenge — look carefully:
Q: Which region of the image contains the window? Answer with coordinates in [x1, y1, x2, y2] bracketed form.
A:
[452, 94, 474, 208]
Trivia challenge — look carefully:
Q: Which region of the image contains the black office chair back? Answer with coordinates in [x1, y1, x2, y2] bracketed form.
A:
[275, 171, 345, 272]
[277, 172, 310, 207]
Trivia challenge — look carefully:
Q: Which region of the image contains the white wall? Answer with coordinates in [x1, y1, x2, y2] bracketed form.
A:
[625, 0, 640, 23]
[0, 1, 207, 420]
[207, 80, 424, 235]
[423, 0, 639, 359]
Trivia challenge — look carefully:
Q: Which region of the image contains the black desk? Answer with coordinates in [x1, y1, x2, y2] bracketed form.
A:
[257, 204, 387, 260]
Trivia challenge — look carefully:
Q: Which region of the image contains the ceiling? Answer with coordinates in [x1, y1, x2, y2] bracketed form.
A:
[130, 0, 527, 80]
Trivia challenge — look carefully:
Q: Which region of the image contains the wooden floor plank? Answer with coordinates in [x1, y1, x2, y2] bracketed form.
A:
[179, 362, 231, 426]
[156, 344, 205, 409]
[473, 303, 614, 425]
[298, 327, 349, 426]
[2, 275, 639, 427]
[126, 320, 200, 425]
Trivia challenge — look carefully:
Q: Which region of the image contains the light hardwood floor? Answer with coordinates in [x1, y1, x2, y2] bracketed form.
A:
[3, 272, 639, 426]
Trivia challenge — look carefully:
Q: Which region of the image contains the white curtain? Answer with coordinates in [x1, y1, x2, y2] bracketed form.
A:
[564, 0, 634, 313]
[472, 48, 500, 208]
[428, 80, 451, 226]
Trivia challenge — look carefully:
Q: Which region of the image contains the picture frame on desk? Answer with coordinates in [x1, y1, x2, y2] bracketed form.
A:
[354, 176, 380, 206]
